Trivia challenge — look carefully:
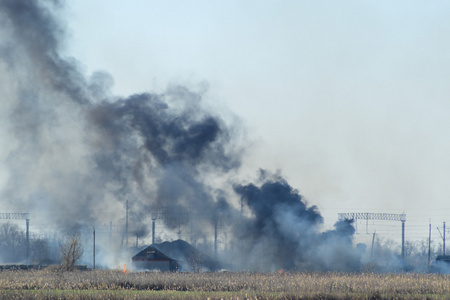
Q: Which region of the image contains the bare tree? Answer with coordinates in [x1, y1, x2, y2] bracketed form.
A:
[60, 235, 83, 271]
[0, 223, 27, 263]
[187, 250, 205, 273]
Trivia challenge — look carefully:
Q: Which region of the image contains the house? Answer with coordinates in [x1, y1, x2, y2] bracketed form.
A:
[132, 239, 221, 272]
[132, 245, 180, 271]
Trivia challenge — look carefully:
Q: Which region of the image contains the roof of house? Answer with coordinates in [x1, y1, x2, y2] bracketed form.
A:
[132, 239, 221, 270]
[132, 246, 174, 261]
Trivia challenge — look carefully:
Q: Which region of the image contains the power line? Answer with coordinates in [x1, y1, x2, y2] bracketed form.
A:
[339, 212, 406, 258]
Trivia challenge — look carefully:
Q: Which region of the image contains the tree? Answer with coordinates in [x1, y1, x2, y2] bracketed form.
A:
[187, 250, 205, 273]
[30, 237, 54, 265]
[0, 223, 27, 263]
[60, 235, 83, 271]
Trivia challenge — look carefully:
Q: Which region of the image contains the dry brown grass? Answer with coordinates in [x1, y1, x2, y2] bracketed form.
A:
[0, 269, 449, 299]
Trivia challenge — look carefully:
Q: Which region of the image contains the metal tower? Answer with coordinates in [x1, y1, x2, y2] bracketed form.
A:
[338, 212, 406, 259]
[150, 208, 193, 244]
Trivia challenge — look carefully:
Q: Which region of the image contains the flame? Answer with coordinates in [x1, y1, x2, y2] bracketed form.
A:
[123, 264, 129, 274]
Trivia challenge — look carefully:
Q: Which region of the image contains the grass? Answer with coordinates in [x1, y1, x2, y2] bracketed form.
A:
[0, 269, 450, 299]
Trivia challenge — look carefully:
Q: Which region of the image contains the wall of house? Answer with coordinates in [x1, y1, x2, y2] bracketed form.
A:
[132, 260, 171, 271]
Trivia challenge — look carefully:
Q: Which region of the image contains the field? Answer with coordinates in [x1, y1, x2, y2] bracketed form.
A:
[0, 269, 450, 299]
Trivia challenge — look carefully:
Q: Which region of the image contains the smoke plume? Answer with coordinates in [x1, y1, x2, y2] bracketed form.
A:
[0, 0, 361, 271]
[231, 170, 361, 271]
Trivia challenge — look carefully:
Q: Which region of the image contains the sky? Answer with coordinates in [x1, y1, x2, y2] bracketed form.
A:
[62, 1, 450, 245]
[5, 1, 450, 247]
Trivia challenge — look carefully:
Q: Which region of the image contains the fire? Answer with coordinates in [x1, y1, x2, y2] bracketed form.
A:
[123, 264, 129, 274]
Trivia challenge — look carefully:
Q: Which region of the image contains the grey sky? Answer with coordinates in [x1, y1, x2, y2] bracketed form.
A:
[59, 1, 450, 243]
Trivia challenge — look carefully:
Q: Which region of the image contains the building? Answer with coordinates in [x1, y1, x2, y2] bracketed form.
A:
[132, 239, 220, 272]
[132, 246, 180, 271]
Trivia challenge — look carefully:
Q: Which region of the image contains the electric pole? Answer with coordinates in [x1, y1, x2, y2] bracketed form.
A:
[93, 227, 96, 270]
[126, 200, 129, 247]
[428, 222, 431, 270]
[370, 232, 376, 260]
[442, 222, 445, 256]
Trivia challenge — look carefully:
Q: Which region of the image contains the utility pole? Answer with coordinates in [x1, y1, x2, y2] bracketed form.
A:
[214, 216, 218, 260]
[25, 218, 30, 264]
[370, 232, 376, 260]
[437, 224, 446, 256]
[149, 208, 194, 245]
[428, 222, 431, 270]
[401, 220, 405, 259]
[442, 222, 445, 256]
[152, 217, 156, 245]
[93, 227, 96, 270]
[126, 200, 129, 247]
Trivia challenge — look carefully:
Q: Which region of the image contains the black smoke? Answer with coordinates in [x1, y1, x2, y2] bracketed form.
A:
[231, 171, 361, 271]
[0, 0, 362, 271]
[88, 88, 242, 232]
[0, 0, 240, 230]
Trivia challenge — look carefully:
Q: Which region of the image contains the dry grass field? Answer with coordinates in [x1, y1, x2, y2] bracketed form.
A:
[0, 269, 449, 299]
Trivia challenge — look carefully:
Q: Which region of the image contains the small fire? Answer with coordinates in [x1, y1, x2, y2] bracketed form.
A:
[278, 269, 284, 275]
[123, 264, 129, 274]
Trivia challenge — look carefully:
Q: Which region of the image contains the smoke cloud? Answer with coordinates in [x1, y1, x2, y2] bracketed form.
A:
[0, 0, 362, 271]
[231, 170, 361, 271]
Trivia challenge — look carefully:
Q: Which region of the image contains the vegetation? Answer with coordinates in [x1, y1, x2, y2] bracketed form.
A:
[59, 235, 84, 271]
[0, 269, 450, 299]
[0, 223, 28, 263]
[0, 222, 60, 265]
[187, 250, 206, 273]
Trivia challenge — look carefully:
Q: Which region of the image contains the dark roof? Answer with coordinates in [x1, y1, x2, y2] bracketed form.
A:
[154, 240, 201, 261]
[132, 239, 221, 270]
[132, 246, 174, 261]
